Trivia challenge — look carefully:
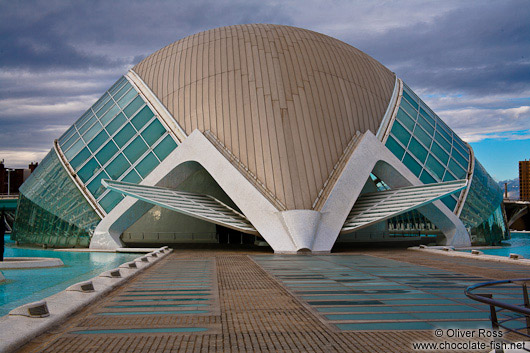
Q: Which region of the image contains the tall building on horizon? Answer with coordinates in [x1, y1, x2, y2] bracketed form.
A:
[519, 160, 530, 201]
[12, 24, 508, 252]
[0, 161, 38, 195]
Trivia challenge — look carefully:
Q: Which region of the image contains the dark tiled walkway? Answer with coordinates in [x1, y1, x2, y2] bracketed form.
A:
[252, 255, 524, 332]
[17, 250, 530, 353]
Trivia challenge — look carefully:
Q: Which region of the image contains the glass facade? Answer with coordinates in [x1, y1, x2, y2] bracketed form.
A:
[57, 76, 178, 214]
[460, 160, 508, 244]
[385, 83, 471, 212]
[13, 76, 178, 247]
[13, 150, 101, 247]
[385, 82, 507, 245]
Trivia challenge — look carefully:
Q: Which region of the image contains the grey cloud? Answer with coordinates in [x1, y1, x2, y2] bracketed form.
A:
[0, 0, 291, 71]
[0, 6, 125, 70]
[346, 0, 530, 96]
[1, 0, 528, 167]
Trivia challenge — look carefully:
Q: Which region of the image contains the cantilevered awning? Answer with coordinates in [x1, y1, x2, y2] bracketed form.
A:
[341, 179, 468, 233]
[103, 180, 258, 234]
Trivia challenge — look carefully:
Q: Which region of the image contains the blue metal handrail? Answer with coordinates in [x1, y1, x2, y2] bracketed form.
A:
[465, 278, 530, 352]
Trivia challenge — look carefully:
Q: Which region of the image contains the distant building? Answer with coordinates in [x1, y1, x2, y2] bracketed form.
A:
[519, 161, 530, 200]
[13, 24, 508, 251]
[0, 161, 38, 195]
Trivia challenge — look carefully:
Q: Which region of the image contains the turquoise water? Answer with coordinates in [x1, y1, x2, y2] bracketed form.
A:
[466, 232, 530, 258]
[0, 236, 138, 317]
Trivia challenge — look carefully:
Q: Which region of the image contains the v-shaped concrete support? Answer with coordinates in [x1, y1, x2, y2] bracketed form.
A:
[90, 130, 470, 253]
[311, 131, 470, 251]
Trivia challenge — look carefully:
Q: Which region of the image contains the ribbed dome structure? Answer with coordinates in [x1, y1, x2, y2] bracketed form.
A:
[133, 24, 396, 210]
[14, 23, 507, 253]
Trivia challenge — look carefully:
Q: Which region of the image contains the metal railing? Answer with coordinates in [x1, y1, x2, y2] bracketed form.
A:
[0, 193, 19, 199]
[465, 278, 530, 352]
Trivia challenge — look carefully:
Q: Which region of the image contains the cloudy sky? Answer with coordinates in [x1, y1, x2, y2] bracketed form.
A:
[0, 0, 529, 180]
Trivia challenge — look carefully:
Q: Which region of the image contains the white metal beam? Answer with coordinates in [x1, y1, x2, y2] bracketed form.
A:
[103, 179, 258, 234]
[342, 180, 468, 232]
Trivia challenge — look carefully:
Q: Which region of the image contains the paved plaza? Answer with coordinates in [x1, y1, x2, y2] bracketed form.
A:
[17, 249, 530, 352]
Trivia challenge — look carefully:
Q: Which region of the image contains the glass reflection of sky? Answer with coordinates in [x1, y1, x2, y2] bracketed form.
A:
[0, 236, 138, 317]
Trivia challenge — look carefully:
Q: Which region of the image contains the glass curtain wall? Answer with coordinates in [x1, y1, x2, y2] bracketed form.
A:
[57, 76, 178, 214]
[385, 83, 471, 212]
[14, 75, 180, 247]
[13, 150, 101, 247]
[460, 160, 508, 244]
[385, 82, 507, 244]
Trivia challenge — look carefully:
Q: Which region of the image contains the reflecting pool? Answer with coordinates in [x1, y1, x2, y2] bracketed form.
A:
[0, 236, 138, 317]
[464, 232, 530, 258]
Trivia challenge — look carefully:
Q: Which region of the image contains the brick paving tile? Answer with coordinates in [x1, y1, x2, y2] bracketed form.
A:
[17, 249, 530, 353]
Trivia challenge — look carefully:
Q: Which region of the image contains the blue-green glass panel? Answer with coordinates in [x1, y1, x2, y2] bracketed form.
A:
[131, 106, 154, 130]
[135, 153, 159, 178]
[452, 150, 469, 169]
[87, 171, 109, 198]
[99, 192, 124, 213]
[441, 196, 457, 211]
[402, 90, 418, 109]
[420, 170, 436, 184]
[92, 93, 111, 113]
[95, 98, 114, 118]
[95, 141, 119, 166]
[141, 120, 165, 146]
[419, 107, 435, 126]
[100, 104, 120, 126]
[400, 100, 417, 120]
[417, 114, 434, 135]
[113, 82, 132, 101]
[425, 154, 445, 179]
[88, 130, 110, 152]
[434, 131, 451, 152]
[123, 136, 148, 164]
[408, 137, 428, 164]
[154, 135, 177, 161]
[106, 154, 130, 179]
[123, 96, 144, 117]
[114, 124, 136, 148]
[436, 119, 453, 139]
[78, 158, 100, 183]
[60, 130, 79, 150]
[386, 136, 405, 160]
[431, 141, 449, 165]
[60, 125, 76, 141]
[402, 153, 422, 177]
[77, 115, 97, 135]
[390, 121, 411, 147]
[82, 121, 103, 143]
[443, 171, 456, 181]
[122, 169, 142, 183]
[105, 113, 126, 135]
[108, 77, 127, 96]
[64, 138, 85, 160]
[453, 141, 469, 161]
[436, 124, 453, 143]
[396, 110, 415, 131]
[413, 125, 431, 147]
[116, 89, 137, 109]
[75, 111, 94, 132]
[70, 147, 91, 171]
[448, 159, 466, 179]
